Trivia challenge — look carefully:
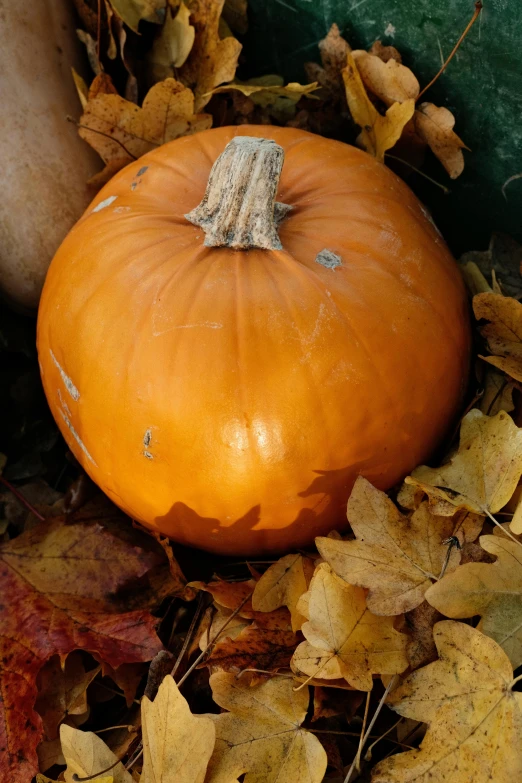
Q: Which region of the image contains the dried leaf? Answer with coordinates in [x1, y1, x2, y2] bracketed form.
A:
[404, 601, 443, 670]
[351, 50, 419, 106]
[222, 0, 248, 34]
[461, 233, 522, 299]
[107, 0, 165, 33]
[414, 102, 468, 179]
[148, 2, 195, 83]
[372, 621, 522, 782]
[312, 687, 364, 722]
[60, 724, 132, 783]
[211, 79, 319, 122]
[77, 29, 101, 75]
[343, 53, 415, 162]
[317, 477, 464, 615]
[251, 554, 315, 631]
[206, 671, 327, 783]
[479, 369, 515, 416]
[368, 40, 402, 63]
[305, 23, 351, 99]
[141, 675, 215, 783]
[473, 292, 522, 383]
[406, 409, 522, 519]
[291, 563, 408, 690]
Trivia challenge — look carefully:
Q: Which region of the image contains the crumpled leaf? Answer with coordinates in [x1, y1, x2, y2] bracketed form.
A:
[426, 535, 522, 668]
[222, 0, 248, 34]
[351, 49, 419, 106]
[60, 724, 132, 783]
[141, 675, 215, 783]
[205, 671, 327, 783]
[252, 554, 315, 631]
[343, 53, 415, 162]
[291, 563, 408, 690]
[79, 77, 212, 180]
[107, 0, 165, 33]
[316, 477, 475, 615]
[179, 0, 242, 111]
[148, 2, 195, 83]
[372, 621, 522, 782]
[305, 23, 351, 100]
[369, 40, 402, 63]
[473, 292, 522, 383]
[211, 78, 319, 122]
[404, 601, 443, 670]
[413, 102, 468, 179]
[406, 409, 522, 520]
[0, 505, 163, 783]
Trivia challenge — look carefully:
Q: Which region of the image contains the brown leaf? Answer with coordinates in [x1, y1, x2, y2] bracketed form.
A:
[351, 50, 419, 107]
[312, 687, 364, 722]
[222, 0, 248, 34]
[305, 23, 351, 100]
[211, 79, 319, 122]
[461, 233, 522, 299]
[100, 661, 145, 706]
[152, 533, 195, 599]
[473, 292, 522, 383]
[404, 601, 443, 670]
[368, 40, 402, 63]
[107, 0, 165, 33]
[414, 102, 468, 179]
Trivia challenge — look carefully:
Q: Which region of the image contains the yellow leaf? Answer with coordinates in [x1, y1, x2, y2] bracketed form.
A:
[107, 0, 165, 33]
[406, 409, 522, 519]
[473, 291, 522, 383]
[251, 553, 315, 631]
[148, 2, 195, 83]
[78, 77, 212, 170]
[141, 675, 215, 783]
[342, 53, 414, 162]
[373, 621, 522, 782]
[351, 49, 419, 106]
[60, 724, 132, 783]
[211, 79, 319, 121]
[414, 102, 468, 179]
[426, 535, 522, 668]
[71, 68, 89, 110]
[290, 563, 408, 690]
[479, 369, 514, 416]
[206, 671, 327, 783]
[316, 476, 478, 616]
[38, 776, 112, 783]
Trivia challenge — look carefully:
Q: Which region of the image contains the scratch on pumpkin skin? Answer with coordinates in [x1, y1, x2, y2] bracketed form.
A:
[58, 410, 97, 466]
[143, 429, 154, 459]
[50, 349, 80, 401]
[152, 321, 223, 336]
[92, 195, 118, 212]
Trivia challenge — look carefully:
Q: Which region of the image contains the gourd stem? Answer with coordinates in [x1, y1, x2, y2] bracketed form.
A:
[185, 136, 290, 250]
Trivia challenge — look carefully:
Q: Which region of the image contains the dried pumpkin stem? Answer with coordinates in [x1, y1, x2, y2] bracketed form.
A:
[185, 136, 291, 250]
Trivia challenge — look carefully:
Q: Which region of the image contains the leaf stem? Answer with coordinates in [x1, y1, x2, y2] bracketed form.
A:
[170, 592, 205, 677]
[355, 691, 371, 771]
[484, 509, 522, 548]
[384, 154, 450, 193]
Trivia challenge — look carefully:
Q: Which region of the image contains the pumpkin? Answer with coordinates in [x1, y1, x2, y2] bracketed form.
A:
[37, 126, 470, 555]
[0, 0, 99, 310]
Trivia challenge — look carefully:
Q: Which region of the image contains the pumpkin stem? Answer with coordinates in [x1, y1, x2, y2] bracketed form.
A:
[185, 136, 291, 250]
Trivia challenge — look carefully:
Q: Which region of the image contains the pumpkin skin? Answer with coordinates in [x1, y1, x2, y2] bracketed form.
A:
[37, 126, 470, 555]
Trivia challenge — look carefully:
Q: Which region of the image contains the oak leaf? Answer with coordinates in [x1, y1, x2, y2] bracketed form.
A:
[413, 102, 468, 179]
[141, 675, 215, 783]
[406, 409, 522, 521]
[252, 553, 315, 631]
[351, 50, 419, 106]
[317, 477, 469, 615]
[205, 671, 327, 783]
[107, 0, 165, 33]
[343, 53, 415, 162]
[473, 292, 522, 383]
[0, 506, 163, 783]
[148, 2, 195, 83]
[291, 563, 408, 690]
[426, 535, 522, 668]
[372, 621, 522, 782]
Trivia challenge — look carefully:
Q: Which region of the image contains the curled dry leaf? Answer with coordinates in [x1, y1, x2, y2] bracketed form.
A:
[141, 675, 215, 783]
[351, 50, 419, 106]
[251, 553, 315, 631]
[222, 0, 248, 34]
[406, 409, 522, 521]
[60, 723, 132, 783]
[106, 0, 165, 33]
[291, 563, 408, 690]
[343, 53, 415, 162]
[148, 2, 195, 83]
[305, 23, 351, 99]
[372, 621, 522, 782]
[206, 671, 327, 783]
[317, 477, 471, 615]
[369, 40, 403, 63]
[413, 102, 468, 179]
[35, 654, 100, 740]
[473, 292, 522, 383]
[479, 369, 515, 416]
[426, 535, 522, 668]
[404, 601, 443, 670]
[212, 78, 319, 122]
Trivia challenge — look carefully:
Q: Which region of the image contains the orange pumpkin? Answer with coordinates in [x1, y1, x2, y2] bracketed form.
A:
[37, 126, 470, 555]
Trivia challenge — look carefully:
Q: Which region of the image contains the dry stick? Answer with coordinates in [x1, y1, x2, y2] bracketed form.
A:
[0, 475, 45, 522]
[355, 692, 372, 771]
[125, 747, 143, 770]
[438, 536, 461, 580]
[417, 1, 483, 101]
[365, 717, 404, 759]
[311, 728, 415, 749]
[94, 724, 138, 734]
[170, 592, 206, 677]
[484, 509, 522, 548]
[384, 154, 450, 194]
[96, 0, 102, 60]
[343, 676, 398, 783]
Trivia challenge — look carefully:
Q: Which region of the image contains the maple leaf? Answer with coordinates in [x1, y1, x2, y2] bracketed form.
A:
[148, 2, 195, 83]
[291, 563, 408, 690]
[106, 0, 165, 33]
[305, 23, 351, 100]
[473, 292, 522, 383]
[316, 477, 473, 615]
[205, 671, 327, 783]
[60, 724, 132, 783]
[35, 654, 100, 740]
[413, 102, 468, 179]
[406, 409, 522, 523]
[426, 535, 522, 668]
[0, 506, 163, 783]
[141, 675, 215, 783]
[372, 621, 522, 782]
[343, 53, 415, 162]
[351, 49, 420, 106]
[252, 553, 315, 631]
[78, 77, 212, 180]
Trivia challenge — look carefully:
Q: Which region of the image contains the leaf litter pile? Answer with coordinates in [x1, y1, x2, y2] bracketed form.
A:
[4, 1, 522, 781]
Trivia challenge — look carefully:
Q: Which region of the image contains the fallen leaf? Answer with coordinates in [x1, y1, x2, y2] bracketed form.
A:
[461, 233, 522, 298]
[351, 50, 419, 106]
[79, 77, 212, 175]
[372, 621, 522, 782]
[316, 477, 465, 615]
[179, 0, 242, 111]
[291, 563, 408, 690]
[343, 53, 415, 162]
[369, 40, 402, 63]
[426, 535, 522, 668]
[141, 675, 215, 783]
[190, 577, 255, 616]
[0, 505, 163, 783]
[152, 532, 195, 599]
[473, 292, 522, 383]
[77, 29, 102, 75]
[60, 723, 132, 783]
[198, 604, 250, 651]
[305, 23, 351, 100]
[99, 661, 145, 706]
[148, 2, 195, 83]
[404, 601, 443, 670]
[211, 79, 319, 122]
[312, 687, 364, 722]
[107, 0, 165, 33]
[479, 369, 515, 416]
[222, 0, 248, 34]
[406, 409, 522, 520]
[414, 102, 468, 179]
[252, 553, 315, 631]
[205, 671, 327, 783]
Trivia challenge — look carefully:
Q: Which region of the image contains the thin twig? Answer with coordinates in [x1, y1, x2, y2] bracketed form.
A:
[171, 592, 205, 677]
[73, 757, 120, 781]
[485, 509, 522, 548]
[355, 692, 371, 771]
[364, 717, 403, 759]
[384, 154, 450, 194]
[236, 668, 294, 679]
[0, 476, 45, 522]
[94, 724, 138, 734]
[125, 747, 143, 770]
[438, 536, 461, 580]
[311, 727, 415, 748]
[417, 1, 483, 100]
